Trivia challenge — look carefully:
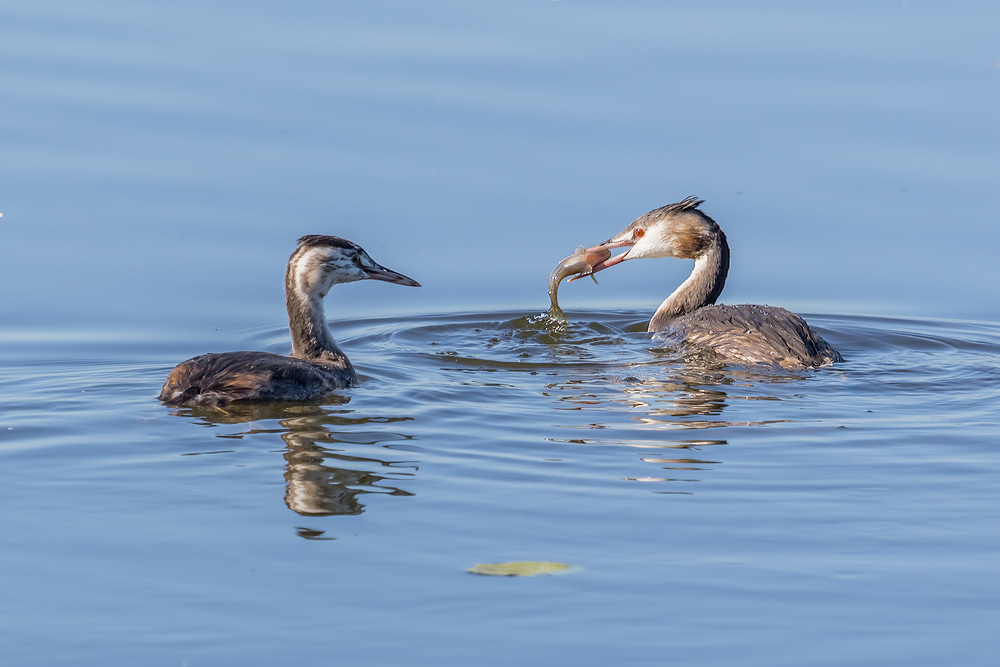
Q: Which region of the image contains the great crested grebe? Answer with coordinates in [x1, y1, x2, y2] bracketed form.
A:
[569, 198, 842, 368]
[159, 235, 420, 406]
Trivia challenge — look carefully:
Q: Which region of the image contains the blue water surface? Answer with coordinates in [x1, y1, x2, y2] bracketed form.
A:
[1, 1, 999, 665]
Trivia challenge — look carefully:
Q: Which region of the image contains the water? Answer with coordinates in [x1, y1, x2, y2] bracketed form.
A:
[3, 311, 999, 665]
[2, 1, 1000, 664]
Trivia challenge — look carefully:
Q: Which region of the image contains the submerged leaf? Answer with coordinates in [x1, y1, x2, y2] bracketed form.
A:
[467, 561, 574, 577]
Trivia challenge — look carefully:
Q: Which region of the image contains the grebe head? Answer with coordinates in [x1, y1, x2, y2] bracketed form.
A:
[572, 197, 721, 277]
[286, 235, 420, 301]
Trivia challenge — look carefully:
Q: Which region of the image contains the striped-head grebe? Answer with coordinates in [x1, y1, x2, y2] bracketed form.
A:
[159, 235, 420, 406]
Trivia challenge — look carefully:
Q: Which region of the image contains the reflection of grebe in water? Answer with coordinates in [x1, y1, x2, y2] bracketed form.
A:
[570, 198, 842, 368]
[282, 427, 416, 517]
[159, 236, 420, 406]
[165, 402, 418, 520]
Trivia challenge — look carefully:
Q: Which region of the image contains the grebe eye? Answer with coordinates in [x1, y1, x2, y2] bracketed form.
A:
[633, 228, 645, 239]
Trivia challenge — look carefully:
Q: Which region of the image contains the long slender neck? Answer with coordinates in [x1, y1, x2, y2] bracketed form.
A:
[280, 254, 351, 366]
[286, 289, 343, 360]
[648, 231, 729, 331]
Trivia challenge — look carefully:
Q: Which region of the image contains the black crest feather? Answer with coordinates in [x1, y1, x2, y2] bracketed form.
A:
[295, 235, 359, 251]
[662, 196, 704, 214]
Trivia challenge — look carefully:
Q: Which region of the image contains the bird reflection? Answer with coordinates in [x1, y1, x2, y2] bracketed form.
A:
[281, 425, 415, 516]
[543, 359, 808, 493]
[169, 400, 418, 518]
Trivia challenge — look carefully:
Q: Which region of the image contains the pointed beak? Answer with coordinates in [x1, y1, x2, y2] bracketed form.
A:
[566, 238, 634, 282]
[365, 263, 421, 287]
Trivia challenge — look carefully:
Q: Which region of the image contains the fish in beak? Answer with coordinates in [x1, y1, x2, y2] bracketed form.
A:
[546, 246, 613, 321]
[566, 236, 634, 281]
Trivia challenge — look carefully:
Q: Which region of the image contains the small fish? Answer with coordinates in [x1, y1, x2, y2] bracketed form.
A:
[547, 246, 612, 322]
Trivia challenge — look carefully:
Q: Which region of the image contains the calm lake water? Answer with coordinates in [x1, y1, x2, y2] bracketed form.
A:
[2, 1, 999, 665]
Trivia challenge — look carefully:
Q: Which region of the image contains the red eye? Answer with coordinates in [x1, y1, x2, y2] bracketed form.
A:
[633, 228, 645, 239]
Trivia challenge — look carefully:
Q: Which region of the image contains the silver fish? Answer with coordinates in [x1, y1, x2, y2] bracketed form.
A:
[547, 246, 612, 323]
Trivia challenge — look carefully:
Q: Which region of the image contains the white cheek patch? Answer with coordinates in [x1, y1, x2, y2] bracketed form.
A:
[292, 247, 370, 300]
[325, 261, 362, 284]
[295, 252, 340, 296]
[628, 231, 683, 260]
[292, 253, 320, 296]
[625, 235, 656, 260]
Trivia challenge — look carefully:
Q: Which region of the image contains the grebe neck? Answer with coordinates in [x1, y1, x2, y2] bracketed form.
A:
[648, 231, 730, 331]
[286, 289, 346, 361]
[283, 249, 349, 363]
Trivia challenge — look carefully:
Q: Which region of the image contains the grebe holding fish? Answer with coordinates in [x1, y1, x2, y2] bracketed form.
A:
[551, 198, 841, 368]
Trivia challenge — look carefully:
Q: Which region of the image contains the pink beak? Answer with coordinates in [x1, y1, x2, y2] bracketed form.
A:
[567, 239, 634, 282]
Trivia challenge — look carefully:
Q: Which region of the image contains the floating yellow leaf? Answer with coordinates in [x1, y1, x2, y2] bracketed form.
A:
[467, 561, 574, 577]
